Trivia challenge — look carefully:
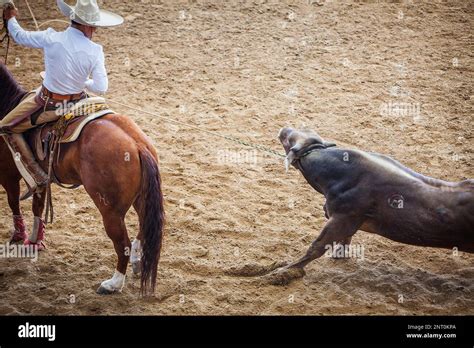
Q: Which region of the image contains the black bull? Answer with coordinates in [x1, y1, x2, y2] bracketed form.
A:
[266, 127, 474, 285]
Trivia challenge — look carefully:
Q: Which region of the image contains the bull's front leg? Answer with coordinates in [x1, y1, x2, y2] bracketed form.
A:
[263, 214, 362, 285]
[323, 202, 354, 259]
[323, 202, 329, 219]
[332, 236, 353, 259]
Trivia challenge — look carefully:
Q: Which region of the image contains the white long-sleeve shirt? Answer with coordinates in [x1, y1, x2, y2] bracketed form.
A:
[7, 18, 108, 95]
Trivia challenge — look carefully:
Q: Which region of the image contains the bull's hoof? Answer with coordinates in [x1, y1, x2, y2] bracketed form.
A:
[96, 285, 119, 295]
[262, 266, 305, 286]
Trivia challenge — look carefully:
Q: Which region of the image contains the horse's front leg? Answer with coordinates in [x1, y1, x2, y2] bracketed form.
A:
[24, 190, 47, 251]
[3, 178, 28, 243]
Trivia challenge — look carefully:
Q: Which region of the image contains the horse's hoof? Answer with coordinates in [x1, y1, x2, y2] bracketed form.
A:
[10, 230, 28, 244]
[96, 286, 118, 295]
[97, 271, 125, 295]
[24, 240, 46, 252]
[131, 262, 141, 275]
[10, 236, 27, 244]
[262, 267, 305, 286]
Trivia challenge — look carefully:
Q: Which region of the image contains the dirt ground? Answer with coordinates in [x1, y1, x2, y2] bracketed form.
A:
[0, 0, 473, 315]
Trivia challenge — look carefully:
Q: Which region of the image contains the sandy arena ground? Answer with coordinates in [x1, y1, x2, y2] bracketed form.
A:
[0, 0, 473, 315]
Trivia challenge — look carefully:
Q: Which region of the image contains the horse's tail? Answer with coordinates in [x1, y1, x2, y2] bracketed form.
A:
[137, 146, 165, 296]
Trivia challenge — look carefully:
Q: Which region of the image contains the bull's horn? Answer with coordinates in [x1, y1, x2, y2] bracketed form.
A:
[285, 150, 296, 172]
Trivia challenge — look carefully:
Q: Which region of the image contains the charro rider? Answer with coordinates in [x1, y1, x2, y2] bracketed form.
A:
[0, 0, 123, 196]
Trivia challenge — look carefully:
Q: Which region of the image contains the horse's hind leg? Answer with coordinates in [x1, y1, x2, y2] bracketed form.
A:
[82, 183, 134, 294]
[76, 122, 142, 294]
[96, 209, 131, 295]
[3, 178, 28, 243]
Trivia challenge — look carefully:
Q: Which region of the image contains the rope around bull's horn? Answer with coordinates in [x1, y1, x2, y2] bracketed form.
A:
[16, 0, 287, 160]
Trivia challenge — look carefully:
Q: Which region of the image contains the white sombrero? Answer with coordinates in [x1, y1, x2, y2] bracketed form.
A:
[57, 0, 123, 27]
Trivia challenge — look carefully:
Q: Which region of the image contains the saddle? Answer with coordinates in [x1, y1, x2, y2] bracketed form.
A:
[32, 96, 115, 161]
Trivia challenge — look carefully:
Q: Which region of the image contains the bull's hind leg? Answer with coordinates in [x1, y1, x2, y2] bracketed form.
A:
[264, 214, 362, 285]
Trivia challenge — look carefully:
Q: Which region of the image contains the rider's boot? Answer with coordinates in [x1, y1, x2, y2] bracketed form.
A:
[1, 133, 48, 200]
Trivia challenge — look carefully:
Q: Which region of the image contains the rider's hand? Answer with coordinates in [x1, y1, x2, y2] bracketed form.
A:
[3, 4, 18, 22]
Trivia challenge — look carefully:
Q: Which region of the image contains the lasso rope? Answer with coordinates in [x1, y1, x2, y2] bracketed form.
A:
[13, 1, 287, 159]
[100, 97, 286, 159]
[23, 0, 38, 30]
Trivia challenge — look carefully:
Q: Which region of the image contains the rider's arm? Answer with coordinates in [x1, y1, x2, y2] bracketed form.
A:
[7, 18, 53, 49]
[85, 48, 108, 95]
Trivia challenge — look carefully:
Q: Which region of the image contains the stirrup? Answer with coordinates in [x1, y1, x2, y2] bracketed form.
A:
[20, 182, 46, 201]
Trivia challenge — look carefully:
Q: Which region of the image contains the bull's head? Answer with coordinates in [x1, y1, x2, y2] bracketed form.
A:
[278, 127, 335, 171]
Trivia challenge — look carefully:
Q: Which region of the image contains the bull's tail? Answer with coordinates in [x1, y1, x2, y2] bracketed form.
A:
[137, 146, 165, 296]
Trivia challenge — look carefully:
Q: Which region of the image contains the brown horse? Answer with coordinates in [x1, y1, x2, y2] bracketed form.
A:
[0, 63, 165, 295]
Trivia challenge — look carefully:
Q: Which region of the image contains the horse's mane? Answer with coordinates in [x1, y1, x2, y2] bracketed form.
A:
[0, 63, 28, 120]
